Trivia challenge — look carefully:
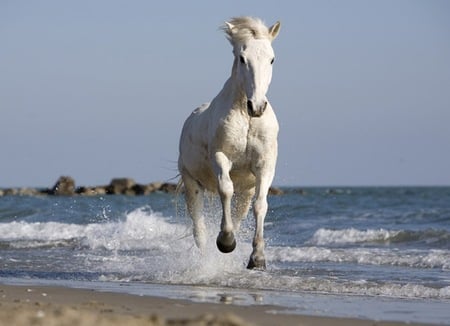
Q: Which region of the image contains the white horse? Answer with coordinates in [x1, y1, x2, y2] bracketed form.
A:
[178, 17, 280, 269]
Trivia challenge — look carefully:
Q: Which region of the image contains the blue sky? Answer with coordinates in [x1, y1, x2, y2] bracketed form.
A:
[1, 1, 450, 187]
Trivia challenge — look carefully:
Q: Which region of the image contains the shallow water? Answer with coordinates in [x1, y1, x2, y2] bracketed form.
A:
[1, 187, 449, 323]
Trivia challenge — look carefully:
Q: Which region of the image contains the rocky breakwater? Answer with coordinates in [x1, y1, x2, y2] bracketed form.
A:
[0, 176, 178, 196]
[0, 176, 283, 196]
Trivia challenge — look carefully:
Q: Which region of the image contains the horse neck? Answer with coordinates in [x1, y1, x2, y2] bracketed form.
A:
[211, 57, 247, 114]
[226, 57, 247, 107]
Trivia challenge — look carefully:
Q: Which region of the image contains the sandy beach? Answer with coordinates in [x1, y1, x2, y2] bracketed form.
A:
[0, 284, 435, 326]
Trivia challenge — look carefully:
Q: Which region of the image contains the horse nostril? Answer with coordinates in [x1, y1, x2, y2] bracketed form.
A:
[263, 101, 268, 111]
[247, 100, 253, 113]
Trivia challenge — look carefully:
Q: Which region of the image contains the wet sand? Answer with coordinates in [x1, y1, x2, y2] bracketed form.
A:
[0, 284, 433, 326]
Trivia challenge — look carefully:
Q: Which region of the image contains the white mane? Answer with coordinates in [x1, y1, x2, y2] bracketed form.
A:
[222, 16, 272, 45]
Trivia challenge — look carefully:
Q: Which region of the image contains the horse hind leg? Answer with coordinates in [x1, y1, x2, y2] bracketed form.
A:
[182, 172, 207, 250]
[232, 188, 255, 232]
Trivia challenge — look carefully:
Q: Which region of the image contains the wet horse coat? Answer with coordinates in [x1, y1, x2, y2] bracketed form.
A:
[178, 17, 280, 269]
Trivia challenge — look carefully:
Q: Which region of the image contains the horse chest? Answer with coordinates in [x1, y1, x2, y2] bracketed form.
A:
[214, 116, 251, 157]
[213, 120, 270, 173]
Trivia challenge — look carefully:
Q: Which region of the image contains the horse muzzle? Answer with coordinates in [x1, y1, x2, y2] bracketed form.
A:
[247, 100, 267, 118]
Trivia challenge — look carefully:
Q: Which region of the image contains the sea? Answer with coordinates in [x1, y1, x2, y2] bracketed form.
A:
[1, 187, 449, 324]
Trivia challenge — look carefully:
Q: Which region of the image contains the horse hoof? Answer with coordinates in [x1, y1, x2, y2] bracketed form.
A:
[247, 257, 266, 270]
[216, 232, 236, 253]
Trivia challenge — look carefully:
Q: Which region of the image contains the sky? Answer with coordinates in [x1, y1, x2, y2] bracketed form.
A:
[1, 0, 450, 187]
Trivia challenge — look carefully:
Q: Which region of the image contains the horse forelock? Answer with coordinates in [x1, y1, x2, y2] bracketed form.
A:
[222, 16, 271, 45]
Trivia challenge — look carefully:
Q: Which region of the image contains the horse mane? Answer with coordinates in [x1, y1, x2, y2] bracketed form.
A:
[222, 16, 271, 45]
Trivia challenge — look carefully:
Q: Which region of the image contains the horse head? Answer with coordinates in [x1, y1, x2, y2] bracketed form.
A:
[224, 17, 281, 118]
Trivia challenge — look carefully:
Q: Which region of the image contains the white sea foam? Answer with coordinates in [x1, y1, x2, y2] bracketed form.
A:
[82, 207, 190, 251]
[0, 221, 85, 243]
[0, 207, 189, 251]
[58, 207, 252, 285]
[308, 227, 399, 245]
[268, 246, 450, 269]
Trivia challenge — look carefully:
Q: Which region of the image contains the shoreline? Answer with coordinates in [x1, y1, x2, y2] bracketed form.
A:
[0, 283, 436, 326]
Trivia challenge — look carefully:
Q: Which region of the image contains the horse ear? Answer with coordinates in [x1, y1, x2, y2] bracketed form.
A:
[224, 21, 236, 34]
[269, 21, 281, 41]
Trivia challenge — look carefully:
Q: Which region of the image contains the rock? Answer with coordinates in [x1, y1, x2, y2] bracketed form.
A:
[50, 176, 76, 195]
[131, 182, 173, 195]
[130, 184, 148, 195]
[17, 188, 40, 196]
[76, 186, 107, 196]
[2, 188, 19, 196]
[69, 179, 174, 196]
[159, 182, 178, 194]
[75, 186, 87, 195]
[123, 187, 137, 196]
[148, 182, 163, 192]
[268, 187, 283, 195]
[294, 188, 307, 195]
[1, 187, 42, 196]
[91, 186, 107, 196]
[106, 178, 136, 194]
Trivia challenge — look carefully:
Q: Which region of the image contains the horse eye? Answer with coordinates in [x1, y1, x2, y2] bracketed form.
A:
[239, 55, 246, 64]
[270, 57, 275, 65]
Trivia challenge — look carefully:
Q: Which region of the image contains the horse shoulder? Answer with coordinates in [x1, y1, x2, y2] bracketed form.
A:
[179, 103, 211, 165]
[210, 108, 250, 157]
[182, 103, 210, 138]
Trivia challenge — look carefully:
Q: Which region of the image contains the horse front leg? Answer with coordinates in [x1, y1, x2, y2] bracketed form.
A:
[247, 172, 274, 270]
[214, 152, 236, 253]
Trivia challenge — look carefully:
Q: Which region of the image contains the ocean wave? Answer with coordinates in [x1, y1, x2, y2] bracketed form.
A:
[2, 211, 449, 270]
[268, 246, 450, 270]
[0, 238, 80, 250]
[2, 205, 449, 300]
[0, 221, 86, 248]
[0, 206, 189, 251]
[308, 227, 450, 248]
[308, 228, 396, 245]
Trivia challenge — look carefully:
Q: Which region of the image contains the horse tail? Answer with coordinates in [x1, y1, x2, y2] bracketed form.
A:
[176, 175, 183, 195]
